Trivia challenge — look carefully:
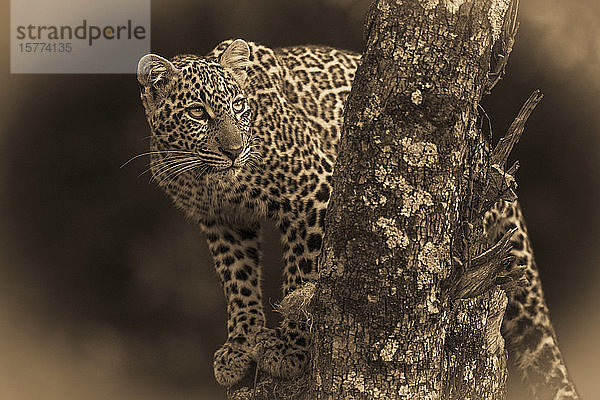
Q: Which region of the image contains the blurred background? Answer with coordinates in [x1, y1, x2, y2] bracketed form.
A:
[1, 0, 599, 398]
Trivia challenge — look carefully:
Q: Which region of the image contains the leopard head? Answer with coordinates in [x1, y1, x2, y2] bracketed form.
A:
[137, 39, 258, 186]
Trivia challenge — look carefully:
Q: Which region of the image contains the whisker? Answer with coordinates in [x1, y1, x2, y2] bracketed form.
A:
[159, 160, 204, 187]
[150, 160, 196, 183]
[172, 162, 206, 183]
[140, 134, 174, 141]
[153, 157, 202, 182]
[151, 158, 200, 184]
[145, 156, 199, 179]
[194, 164, 211, 179]
[121, 150, 196, 168]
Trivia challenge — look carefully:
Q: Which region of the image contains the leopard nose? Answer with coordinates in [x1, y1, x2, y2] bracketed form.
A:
[219, 146, 243, 161]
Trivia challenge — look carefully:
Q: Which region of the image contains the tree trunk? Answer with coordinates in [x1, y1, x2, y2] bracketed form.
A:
[309, 0, 521, 398]
[229, 0, 526, 398]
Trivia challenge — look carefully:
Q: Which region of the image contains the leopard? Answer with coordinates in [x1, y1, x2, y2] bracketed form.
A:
[136, 39, 578, 398]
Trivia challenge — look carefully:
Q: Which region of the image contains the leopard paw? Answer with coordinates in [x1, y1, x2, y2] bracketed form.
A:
[213, 335, 254, 386]
[254, 327, 309, 379]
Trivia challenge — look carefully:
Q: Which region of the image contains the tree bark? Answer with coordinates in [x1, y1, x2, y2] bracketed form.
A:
[310, 0, 521, 398]
[228, 0, 526, 398]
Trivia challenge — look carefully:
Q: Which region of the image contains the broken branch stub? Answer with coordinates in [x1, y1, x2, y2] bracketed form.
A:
[487, 0, 520, 92]
[444, 227, 528, 300]
[490, 89, 544, 167]
[479, 89, 543, 213]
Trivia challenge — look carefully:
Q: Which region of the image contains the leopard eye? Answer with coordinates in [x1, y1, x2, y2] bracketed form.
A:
[187, 106, 209, 120]
[231, 97, 246, 114]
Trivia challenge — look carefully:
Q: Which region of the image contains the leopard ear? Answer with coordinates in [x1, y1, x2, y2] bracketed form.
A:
[137, 54, 178, 93]
[219, 39, 251, 86]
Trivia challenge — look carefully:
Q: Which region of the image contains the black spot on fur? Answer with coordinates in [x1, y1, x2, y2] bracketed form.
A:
[321, 158, 332, 172]
[315, 184, 330, 202]
[237, 228, 257, 240]
[229, 282, 238, 294]
[222, 269, 231, 282]
[234, 250, 245, 260]
[288, 228, 297, 242]
[307, 233, 322, 252]
[268, 200, 280, 213]
[282, 198, 292, 212]
[511, 239, 524, 251]
[223, 256, 235, 266]
[216, 244, 230, 254]
[223, 232, 237, 243]
[279, 218, 291, 232]
[246, 247, 259, 265]
[293, 243, 305, 256]
[299, 258, 313, 274]
[235, 269, 249, 281]
[307, 209, 317, 227]
[234, 299, 245, 308]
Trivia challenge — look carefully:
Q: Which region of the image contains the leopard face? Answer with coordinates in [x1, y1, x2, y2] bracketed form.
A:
[138, 41, 258, 189]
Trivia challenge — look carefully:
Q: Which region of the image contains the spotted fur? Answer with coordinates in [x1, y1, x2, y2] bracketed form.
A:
[137, 39, 577, 398]
[484, 200, 579, 399]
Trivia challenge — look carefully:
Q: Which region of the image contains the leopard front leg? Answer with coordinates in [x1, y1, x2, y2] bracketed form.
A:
[255, 201, 325, 379]
[203, 220, 266, 386]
